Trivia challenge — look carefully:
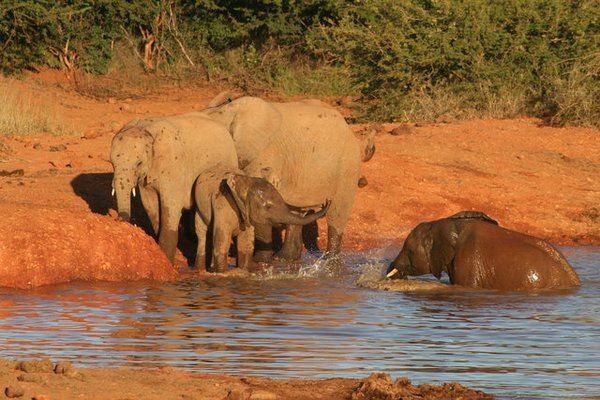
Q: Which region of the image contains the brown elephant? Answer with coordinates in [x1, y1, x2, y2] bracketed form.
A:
[193, 164, 330, 272]
[385, 211, 581, 290]
[204, 94, 374, 263]
[110, 112, 238, 264]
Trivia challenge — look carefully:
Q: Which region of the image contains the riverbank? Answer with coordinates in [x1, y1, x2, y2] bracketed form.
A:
[0, 70, 598, 398]
[0, 357, 492, 400]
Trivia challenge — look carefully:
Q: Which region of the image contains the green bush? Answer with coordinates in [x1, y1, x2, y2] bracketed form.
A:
[312, 0, 599, 125]
[1, 0, 598, 126]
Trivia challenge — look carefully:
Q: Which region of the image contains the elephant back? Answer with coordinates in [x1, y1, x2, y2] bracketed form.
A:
[204, 97, 282, 168]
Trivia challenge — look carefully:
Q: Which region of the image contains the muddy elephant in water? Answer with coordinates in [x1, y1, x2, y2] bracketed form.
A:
[385, 211, 581, 290]
[204, 94, 374, 262]
[193, 164, 330, 272]
[110, 112, 238, 264]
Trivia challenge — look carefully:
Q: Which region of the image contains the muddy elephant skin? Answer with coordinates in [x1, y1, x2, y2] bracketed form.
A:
[386, 211, 581, 290]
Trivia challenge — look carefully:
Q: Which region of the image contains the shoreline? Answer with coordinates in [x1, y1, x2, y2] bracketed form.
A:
[0, 357, 493, 400]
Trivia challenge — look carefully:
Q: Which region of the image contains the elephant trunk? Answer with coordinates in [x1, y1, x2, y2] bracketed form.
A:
[113, 172, 136, 222]
[386, 251, 409, 279]
[278, 200, 330, 225]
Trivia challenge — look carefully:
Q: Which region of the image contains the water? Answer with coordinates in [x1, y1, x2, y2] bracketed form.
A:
[0, 246, 598, 399]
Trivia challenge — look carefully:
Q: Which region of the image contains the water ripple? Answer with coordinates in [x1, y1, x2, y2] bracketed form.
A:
[0, 246, 598, 399]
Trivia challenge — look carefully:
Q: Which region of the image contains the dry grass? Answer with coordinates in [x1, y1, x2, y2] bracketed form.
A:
[0, 78, 73, 136]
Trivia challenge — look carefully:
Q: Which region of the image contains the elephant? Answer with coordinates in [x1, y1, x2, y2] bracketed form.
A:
[204, 94, 374, 262]
[385, 211, 581, 290]
[193, 164, 330, 272]
[110, 112, 238, 264]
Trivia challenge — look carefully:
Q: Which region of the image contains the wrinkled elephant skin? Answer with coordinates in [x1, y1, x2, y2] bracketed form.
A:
[386, 211, 581, 290]
[110, 112, 238, 265]
[205, 95, 368, 262]
[194, 165, 329, 273]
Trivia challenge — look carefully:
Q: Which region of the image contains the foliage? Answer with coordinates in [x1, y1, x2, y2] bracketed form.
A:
[313, 0, 600, 124]
[1, 0, 598, 126]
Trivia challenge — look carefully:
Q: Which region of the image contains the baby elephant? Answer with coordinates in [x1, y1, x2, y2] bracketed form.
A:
[386, 211, 580, 290]
[194, 165, 330, 273]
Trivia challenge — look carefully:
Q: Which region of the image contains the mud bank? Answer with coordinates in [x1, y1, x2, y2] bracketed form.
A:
[0, 358, 492, 400]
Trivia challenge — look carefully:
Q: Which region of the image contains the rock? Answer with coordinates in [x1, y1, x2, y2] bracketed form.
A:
[358, 176, 368, 188]
[0, 169, 24, 177]
[226, 387, 252, 400]
[49, 144, 67, 152]
[389, 124, 414, 136]
[33, 143, 43, 150]
[17, 374, 46, 383]
[15, 359, 53, 373]
[54, 361, 73, 374]
[4, 385, 25, 398]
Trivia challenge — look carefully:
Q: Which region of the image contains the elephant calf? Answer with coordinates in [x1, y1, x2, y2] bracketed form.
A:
[386, 211, 581, 290]
[194, 165, 330, 273]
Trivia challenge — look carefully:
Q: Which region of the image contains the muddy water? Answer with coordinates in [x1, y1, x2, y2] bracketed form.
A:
[1, 247, 598, 399]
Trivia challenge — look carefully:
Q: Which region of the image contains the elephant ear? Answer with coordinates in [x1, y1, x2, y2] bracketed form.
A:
[146, 126, 179, 186]
[225, 174, 251, 230]
[429, 233, 455, 279]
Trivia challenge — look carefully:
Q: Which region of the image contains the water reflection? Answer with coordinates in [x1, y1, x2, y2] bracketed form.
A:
[0, 247, 598, 399]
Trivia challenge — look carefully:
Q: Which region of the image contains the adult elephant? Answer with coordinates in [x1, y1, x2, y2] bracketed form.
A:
[385, 211, 581, 290]
[204, 94, 371, 262]
[110, 112, 238, 264]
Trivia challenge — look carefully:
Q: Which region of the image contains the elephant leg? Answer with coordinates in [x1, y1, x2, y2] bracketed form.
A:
[326, 225, 343, 256]
[236, 226, 254, 270]
[302, 221, 320, 253]
[139, 186, 160, 235]
[325, 195, 355, 259]
[212, 226, 231, 273]
[254, 223, 273, 263]
[158, 203, 181, 265]
[194, 212, 208, 272]
[274, 224, 303, 261]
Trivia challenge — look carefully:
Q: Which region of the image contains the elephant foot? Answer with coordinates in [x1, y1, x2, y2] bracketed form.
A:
[254, 249, 273, 264]
[273, 248, 302, 262]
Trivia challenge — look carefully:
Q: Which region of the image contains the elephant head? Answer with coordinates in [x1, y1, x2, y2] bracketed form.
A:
[224, 174, 330, 228]
[110, 128, 153, 221]
[386, 211, 497, 280]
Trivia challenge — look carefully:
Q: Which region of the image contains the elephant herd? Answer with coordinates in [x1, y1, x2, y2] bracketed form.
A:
[110, 93, 580, 291]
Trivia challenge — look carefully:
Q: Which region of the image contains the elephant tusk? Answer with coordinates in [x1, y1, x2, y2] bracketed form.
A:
[111, 187, 115, 197]
[386, 268, 399, 278]
[132, 187, 136, 197]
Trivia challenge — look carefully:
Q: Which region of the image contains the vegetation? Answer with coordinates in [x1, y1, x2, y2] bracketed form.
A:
[1, 0, 598, 126]
[0, 79, 56, 135]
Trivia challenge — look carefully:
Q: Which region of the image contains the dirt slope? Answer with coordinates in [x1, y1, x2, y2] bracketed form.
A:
[3, 69, 599, 399]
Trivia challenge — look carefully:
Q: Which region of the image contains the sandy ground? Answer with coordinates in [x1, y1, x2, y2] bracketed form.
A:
[1, 69, 599, 398]
[0, 358, 491, 400]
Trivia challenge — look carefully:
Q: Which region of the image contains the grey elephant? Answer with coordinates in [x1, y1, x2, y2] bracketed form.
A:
[193, 164, 330, 272]
[385, 211, 581, 290]
[204, 94, 373, 262]
[110, 112, 238, 264]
